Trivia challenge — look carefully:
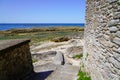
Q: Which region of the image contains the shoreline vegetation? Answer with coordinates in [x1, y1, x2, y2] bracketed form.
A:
[0, 26, 84, 45]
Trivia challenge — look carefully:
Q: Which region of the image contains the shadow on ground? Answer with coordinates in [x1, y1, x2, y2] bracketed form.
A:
[25, 70, 53, 80]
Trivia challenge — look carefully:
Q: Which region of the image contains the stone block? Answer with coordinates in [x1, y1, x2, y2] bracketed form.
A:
[108, 19, 119, 27]
[113, 12, 120, 19]
[113, 37, 120, 45]
[53, 51, 65, 65]
[116, 31, 120, 38]
[116, 48, 120, 53]
[108, 57, 120, 69]
[107, 0, 118, 3]
[109, 26, 118, 33]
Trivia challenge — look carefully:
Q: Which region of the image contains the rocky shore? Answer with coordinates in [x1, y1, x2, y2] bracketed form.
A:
[29, 36, 84, 80]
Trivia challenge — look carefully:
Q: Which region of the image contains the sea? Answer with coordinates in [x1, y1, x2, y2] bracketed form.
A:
[0, 23, 85, 31]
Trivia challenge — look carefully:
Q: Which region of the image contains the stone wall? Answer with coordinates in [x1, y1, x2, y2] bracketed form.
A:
[84, 0, 120, 80]
[0, 39, 33, 80]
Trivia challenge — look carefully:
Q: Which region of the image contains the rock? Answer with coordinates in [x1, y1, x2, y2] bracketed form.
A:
[53, 51, 65, 65]
[113, 37, 120, 45]
[69, 39, 78, 46]
[108, 57, 120, 69]
[51, 36, 70, 42]
[66, 46, 83, 57]
[107, 0, 118, 3]
[113, 12, 120, 19]
[32, 51, 57, 60]
[109, 26, 118, 33]
[108, 19, 119, 27]
[116, 31, 120, 38]
[117, 48, 120, 53]
[34, 63, 59, 72]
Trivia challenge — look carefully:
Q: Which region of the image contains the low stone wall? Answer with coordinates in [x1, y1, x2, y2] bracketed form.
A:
[0, 39, 33, 80]
[84, 0, 120, 80]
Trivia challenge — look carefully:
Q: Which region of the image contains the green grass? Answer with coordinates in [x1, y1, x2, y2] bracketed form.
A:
[72, 54, 83, 59]
[77, 70, 91, 80]
[0, 28, 84, 45]
[32, 59, 38, 63]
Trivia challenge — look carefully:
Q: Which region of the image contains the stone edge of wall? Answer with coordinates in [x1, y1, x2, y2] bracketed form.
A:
[0, 39, 30, 53]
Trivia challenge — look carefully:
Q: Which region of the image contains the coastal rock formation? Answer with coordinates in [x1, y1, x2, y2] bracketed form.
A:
[51, 36, 70, 42]
[66, 46, 83, 57]
[84, 0, 120, 80]
[53, 51, 65, 65]
[30, 39, 83, 80]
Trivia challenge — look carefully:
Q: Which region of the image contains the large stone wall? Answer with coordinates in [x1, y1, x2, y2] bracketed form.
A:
[84, 0, 120, 80]
[0, 39, 33, 80]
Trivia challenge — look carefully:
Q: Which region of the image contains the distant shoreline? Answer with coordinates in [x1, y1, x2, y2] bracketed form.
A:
[0, 23, 84, 31]
[0, 26, 84, 45]
[0, 26, 84, 33]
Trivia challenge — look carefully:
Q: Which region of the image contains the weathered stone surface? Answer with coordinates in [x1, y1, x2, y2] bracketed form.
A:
[109, 26, 118, 33]
[116, 31, 120, 38]
[113, 37, 120, 45]
[113, 12, 120, 19]
[0, 39, 30, 51]
[108, 19, 119, 26]
[84, 0, 120, 80]
[0, 39, 33, 80]
[46, 65, 79, 80]
[51, 36, 70, 42]
[66, 46, 83, 57]
[117, 48, 120, 53]
[32, 51, 57, 60]
[34, 63, 59, 72]
[108, 57, 120, 69]
[107, 0, 118, 3]
[53, 51, 65, 65]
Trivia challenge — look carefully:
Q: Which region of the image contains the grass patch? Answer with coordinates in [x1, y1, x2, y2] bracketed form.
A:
[72, 54, 83, 59]
[77, 70, 91, 80]
[32, 59, 38, 63]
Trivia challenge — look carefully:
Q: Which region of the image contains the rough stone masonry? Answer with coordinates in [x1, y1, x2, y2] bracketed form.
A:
[0, 39, 33, 80]
[84, 0, 120, 80]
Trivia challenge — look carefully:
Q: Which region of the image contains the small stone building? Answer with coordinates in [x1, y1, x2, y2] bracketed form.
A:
[0, 39, 33, 80]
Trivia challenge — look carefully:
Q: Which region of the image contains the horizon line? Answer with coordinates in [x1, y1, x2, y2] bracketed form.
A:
[0, 23, 85, 24]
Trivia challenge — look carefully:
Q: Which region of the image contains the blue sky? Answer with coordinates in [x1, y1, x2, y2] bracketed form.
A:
[0, 0, 86, 23]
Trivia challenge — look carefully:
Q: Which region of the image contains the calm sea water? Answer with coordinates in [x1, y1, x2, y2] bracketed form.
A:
[0, 23, 84, 31]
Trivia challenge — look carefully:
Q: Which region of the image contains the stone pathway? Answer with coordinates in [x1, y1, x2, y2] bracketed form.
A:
[46, 65, 79, 80]
[25, 64, 79, 80]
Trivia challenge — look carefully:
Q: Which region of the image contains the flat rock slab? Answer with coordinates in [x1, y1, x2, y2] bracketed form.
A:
[32, 51, 57, 60]
[46, 65, 79, 80]
[0, 39, 30, 51]
[34, 63, 59, 72]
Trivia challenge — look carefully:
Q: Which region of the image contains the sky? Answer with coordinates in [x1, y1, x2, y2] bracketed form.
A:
[0, 0, 86, 23]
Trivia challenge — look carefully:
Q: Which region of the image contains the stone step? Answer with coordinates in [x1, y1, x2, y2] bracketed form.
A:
[46, 65, 79, 80]
[34, 63, 59, 72]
